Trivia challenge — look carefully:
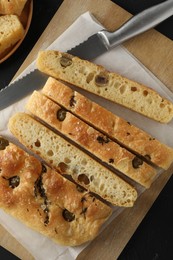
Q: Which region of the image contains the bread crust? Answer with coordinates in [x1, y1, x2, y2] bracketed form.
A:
[0, 0, 27, 15]
[36, 50, 173, 123]
[42, 77, 173, 170]
[26, 90, 157, 188]
[0, 136, 112, 246]
[8, 112, 138, 207]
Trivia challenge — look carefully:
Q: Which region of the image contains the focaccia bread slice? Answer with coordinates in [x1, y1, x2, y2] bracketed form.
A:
[8, 112, 137, 207]
[0, 0, 27, 15]
[26, 90, 157, 188]
[0, 14, 24, 55]
[36, 50, 173, 123]
[0, 136, 112, 246]
[42, 77, 173, 170]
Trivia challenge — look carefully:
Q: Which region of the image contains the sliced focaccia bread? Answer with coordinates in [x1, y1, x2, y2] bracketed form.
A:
[0, 136, 112, 246]
[8, 112, 137, 207]
[36, 50, 173, 123]
[0, 14, 24, 55]
[42, 77, 173, 170]
[0, 0, 27, 15]
[26, 91, 157, 188]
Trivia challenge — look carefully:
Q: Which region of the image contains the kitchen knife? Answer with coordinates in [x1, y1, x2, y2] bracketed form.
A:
[69, 0, 173, 59]
[0, 0, 173, 110]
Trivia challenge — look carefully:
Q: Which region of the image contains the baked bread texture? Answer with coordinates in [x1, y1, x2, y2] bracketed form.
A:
[0, 0, 27, 15]
[36, 50, 173, 123]
[0, 14, 24, 55]
[8, 113, 137, 207]
[26, 90, 157, 188]
[0, 136, 112, 246]
[42, 77, 173, 170]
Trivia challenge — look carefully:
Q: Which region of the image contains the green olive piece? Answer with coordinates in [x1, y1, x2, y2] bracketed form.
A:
[60, 55, 72, 68]
[0, 137, 9, 150]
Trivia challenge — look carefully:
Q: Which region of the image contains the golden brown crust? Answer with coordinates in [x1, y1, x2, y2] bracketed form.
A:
[26, 91, 157, 188]
[36, 50, 173, 123]
[42, 77, 173, 170]
[0, 136, 112, 246]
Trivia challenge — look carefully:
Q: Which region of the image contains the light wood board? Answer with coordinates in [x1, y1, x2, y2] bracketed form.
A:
[0, 0, 173, 259]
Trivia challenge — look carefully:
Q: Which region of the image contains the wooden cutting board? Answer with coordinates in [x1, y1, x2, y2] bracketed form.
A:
[0, 0, 173, 259]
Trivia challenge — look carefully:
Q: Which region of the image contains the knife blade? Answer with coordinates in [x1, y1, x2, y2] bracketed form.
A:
[68, 0, 173, 59]
[0, 70, 48, 110]
[0, 0, 173, 110]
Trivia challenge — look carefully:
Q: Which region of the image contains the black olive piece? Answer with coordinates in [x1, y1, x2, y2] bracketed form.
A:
[9, 176, 20, 188]
[132, 156, 143, 169]
[60, 55, 72, 68]
[57, 109, 66, 121]
[0, 137, 9, 150]
[109, 158, 114, 163]
[42, 164, 47, 173]
[78, 174, 90, 185]
[97, 135, 110, 145]
[69, 95, 76, 107]
[62, 209, 75, 222]
[95, 73, 109, 87]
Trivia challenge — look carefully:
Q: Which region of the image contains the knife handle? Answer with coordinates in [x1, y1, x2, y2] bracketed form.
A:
[98, 0, 173, 49]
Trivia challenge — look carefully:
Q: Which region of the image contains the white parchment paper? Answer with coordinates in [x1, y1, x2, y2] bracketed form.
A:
[0, 12, 173, 260]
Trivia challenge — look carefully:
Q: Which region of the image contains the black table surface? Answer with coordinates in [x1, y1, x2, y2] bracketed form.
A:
[0, 1, 173, 259]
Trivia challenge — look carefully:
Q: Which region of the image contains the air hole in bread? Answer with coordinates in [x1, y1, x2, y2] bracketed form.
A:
[131, 86, 137, 92]
[78, 174, 90, 185]
[119, 85, 126, 94]
[114, 82, 120, 89]
[58, 162, 68, 173]
[86, 72, 94, 83]
[81, 159, 87, 166]
[47, 150, 54, 156]
[90, 175, 94, 181]
[79, 66, 86, 74]
[99, 183, 105, 191]
[64, 157, 71, 164]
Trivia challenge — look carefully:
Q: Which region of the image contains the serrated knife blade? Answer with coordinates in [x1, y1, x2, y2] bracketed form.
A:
[68, 0, 173, 59]
[0, 0, 173, 110]
[0, 70, 48, 110]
